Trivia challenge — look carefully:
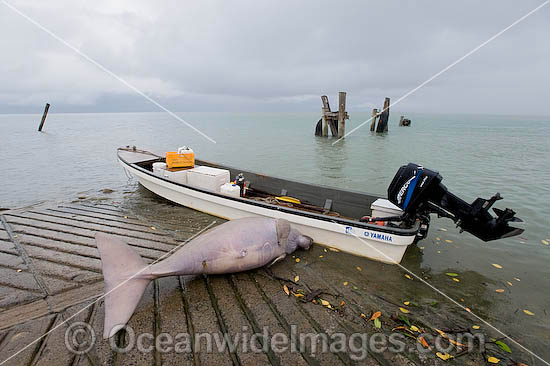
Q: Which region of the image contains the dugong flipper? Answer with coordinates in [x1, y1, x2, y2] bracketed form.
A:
[95, 217, 312, 338]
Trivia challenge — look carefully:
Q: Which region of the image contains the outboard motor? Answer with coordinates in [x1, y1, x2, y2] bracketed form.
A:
[387, 163, 524, 241]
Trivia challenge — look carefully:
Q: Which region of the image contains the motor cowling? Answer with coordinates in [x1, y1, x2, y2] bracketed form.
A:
[387, 163, 524, 242]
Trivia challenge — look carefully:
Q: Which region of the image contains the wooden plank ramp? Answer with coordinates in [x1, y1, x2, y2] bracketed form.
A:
[0, 203, 422, 366]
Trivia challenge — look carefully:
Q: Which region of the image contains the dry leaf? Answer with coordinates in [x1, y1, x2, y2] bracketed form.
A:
[492, 263, 503, 269]
[436, 352, 453, 360]
[370, 311, 382, 320]
[328, 247, 340, 252]
[487, 356, 500, 364]
[151, 226, 156, 230]
[319, 255, 324, 258]
[523, 309, 535, 316]
[16, 269, 22, 273]
[320, 299, 330, 306]
[294, 293, 304, 298]
[373, 317, 381, 329]
[439, 228, 448, 232]
[542, 239, 549, 245]
[449, 338, 465, 347]
[324, 248, 328, 252]
[495, 289, 505, 293]
[410, 325, 419, 332]
[295, 258, 300, 263]
[514, 277, 521, 281]
[399, 307, 410, 314]
[403, 301, 410, 305]
[360, 313, 366, 318]
[404, 274, 412, 280]
[437, 250, 441, 254]
[283, 285, 290, 296]
[507, 281, 513, 286]
[339, 300, 345, 306]
[436, 237, 441, 241]
[294, 275, 299, 282]
[417, 336, 430, 349]
[343, 281, 348, 286]
[472, 325, 480, 329]
[445, 239, 453, 243]
[445, 272, 459, 277]
[452, 278, 460, 282]
[465, 307, 471, 312]
[434, 329, 447, 338]
[124, 216, 128, 219]
[356, 266, 362, 271]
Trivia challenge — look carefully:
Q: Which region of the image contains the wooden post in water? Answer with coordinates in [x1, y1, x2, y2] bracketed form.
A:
[337, 92, 346, 138]
[370, 108, 378, 131]
[399, 116, 404, 126]
[38, 103, 50, 132]
[375, 97, 390, 133]
[321, 95, 329, 137]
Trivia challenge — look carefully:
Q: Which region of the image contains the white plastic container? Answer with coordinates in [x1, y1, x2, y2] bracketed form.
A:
[220, 182, 241, 198]
[152, 162, 167, 177]
[371, 198, 403, 218]
[163, 169, 188, 185]
[178, 146, 193, 154]
[187, 166, 230, 193]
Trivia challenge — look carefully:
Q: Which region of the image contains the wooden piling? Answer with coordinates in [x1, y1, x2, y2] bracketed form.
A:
[399, 116, 404, 126]
[337, 92, 346, 138]
[38, 103, 50, 132]
[375, 97, 390, 133]
[370, 109, 378, 131]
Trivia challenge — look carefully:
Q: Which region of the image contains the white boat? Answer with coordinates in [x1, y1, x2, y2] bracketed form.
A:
[117, 147, 523, 264]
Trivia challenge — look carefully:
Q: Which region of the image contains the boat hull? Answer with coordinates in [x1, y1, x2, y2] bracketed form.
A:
[120, 159, 417, 264]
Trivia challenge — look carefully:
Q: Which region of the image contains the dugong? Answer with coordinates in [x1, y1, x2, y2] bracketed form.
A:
[95, 217, 313, 338]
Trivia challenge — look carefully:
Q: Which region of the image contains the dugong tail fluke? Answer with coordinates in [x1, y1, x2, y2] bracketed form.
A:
[95, 232, 152, 338]
[94, 217, 313, 339]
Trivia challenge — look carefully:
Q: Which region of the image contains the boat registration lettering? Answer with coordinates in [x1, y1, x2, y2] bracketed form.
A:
[363, 231, 393, 242]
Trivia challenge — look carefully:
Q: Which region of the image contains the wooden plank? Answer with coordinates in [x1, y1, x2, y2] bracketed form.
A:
[37, 103, 50, 132]
[370, 108, 378, 131]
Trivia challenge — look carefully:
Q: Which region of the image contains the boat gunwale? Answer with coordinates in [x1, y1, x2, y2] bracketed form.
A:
[117, 149, 420, 237]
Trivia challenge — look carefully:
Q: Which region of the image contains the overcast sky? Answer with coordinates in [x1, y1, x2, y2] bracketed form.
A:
[1, 0, 549, 115]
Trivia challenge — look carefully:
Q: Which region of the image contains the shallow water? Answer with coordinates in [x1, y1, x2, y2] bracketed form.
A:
[1, 111, 549, 358]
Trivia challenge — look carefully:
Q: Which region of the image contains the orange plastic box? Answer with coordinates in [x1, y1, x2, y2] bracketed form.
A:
[166, 150, 195, 169]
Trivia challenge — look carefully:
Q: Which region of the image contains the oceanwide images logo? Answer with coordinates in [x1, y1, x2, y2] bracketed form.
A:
[65, 322, 485, 360]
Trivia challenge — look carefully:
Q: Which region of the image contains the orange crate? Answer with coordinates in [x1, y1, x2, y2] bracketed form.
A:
[166, 151, 195, 169]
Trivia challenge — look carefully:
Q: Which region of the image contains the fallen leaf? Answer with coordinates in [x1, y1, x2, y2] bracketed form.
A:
[343, 281, 348, 286]
[295, 258, 300, 263]
[399, 307, 410, 314]
[403, 301, 410, 306]
[487, 356, 500, 364]
[465, 307, 471, 312]
[294, 275, 299, 282]
[124, 216, 128, 219]
[445, 239, 453, 243]
[439, 228, 448, 232]
[16, 269, 22, 273]
[436, 237, 441, 241]
[360, 313, 366, 318]
[328, 247, 340, 252]
[151, 226, 156, 230]
[319, 255, 324, 258]
[434, 329, 447, 338]
[452, 278, 460, 282]
[324, 248, 327, 252]
[436, 352, 453, 360]
[419, 246, 425, 250]
[398, 315, 411, 327]
[356, 266, 362, 271]
[320, 299, 330, 306]
[339, 300, 345, 306]
[495, 340, 511, 353]
[514, 277, 521, 282]
[410, 325, 419, 332]
[449, 338, 465, 347]
[542, 239, 549, 245]
[472, 325, 480, 329]
[294, 293, 304, 298]
[495, 289, 505, 293]
[437, 250, 441, 254]
[404, 274, 412, 280]
[283, 285, 290, 296]
[523, 309, 535, 316]
[373, 317, 382, 328]
[417, 336, 430, 349]
[370, 311, 381, 320]
[445, 272, 459, 277]
[507, 281, 513, 286]
[492, 263, 503, 269]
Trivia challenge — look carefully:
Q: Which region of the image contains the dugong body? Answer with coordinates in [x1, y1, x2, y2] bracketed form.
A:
[95, 217, 312, 338]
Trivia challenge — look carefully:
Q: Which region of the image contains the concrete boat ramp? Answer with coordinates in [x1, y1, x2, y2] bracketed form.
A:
[0, 202, 497, 365]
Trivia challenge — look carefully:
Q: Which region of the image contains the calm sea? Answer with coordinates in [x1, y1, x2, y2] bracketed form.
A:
[1, 111, 549, 355]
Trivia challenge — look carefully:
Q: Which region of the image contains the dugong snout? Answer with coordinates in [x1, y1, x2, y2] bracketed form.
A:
[296, 235, 313, 250]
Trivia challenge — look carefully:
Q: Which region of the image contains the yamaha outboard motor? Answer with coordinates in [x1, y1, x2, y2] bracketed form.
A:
[388, 163, 524, 241]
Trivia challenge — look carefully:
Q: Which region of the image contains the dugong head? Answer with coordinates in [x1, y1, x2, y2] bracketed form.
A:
[276, 219, 313, 254]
